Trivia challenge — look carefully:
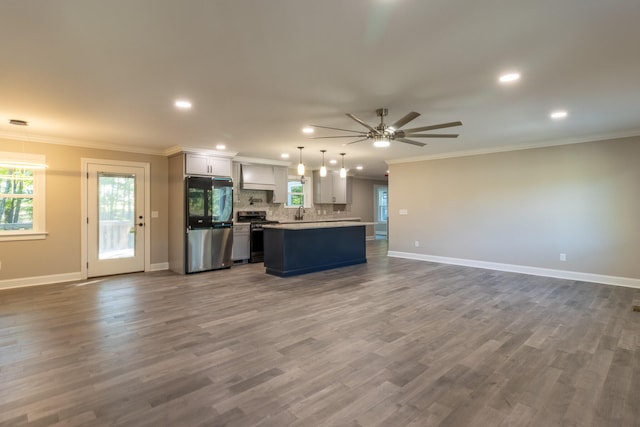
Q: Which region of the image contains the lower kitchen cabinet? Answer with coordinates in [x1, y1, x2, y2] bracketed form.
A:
[232, 223, 250, 261]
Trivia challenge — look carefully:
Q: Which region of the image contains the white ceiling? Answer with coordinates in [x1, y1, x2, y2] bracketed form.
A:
[2, 0, 640, 178]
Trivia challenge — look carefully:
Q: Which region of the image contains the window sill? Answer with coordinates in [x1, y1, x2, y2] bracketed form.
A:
[0, 232, 48, 242]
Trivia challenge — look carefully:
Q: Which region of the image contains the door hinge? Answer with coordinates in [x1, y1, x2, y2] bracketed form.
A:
[86, 217, 89, 224]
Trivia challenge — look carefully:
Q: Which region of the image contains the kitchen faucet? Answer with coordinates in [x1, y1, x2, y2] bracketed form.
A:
[295, 206, 304, 221]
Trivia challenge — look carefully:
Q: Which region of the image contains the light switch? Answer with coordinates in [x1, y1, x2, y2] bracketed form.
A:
[151, 211, 159, 218]
[399, 209, 408, 215]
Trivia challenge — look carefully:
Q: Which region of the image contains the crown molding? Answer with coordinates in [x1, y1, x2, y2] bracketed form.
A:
[164, 145, 237, 158]
[0, 131, 167, 156]
[233, 156, 291, 167]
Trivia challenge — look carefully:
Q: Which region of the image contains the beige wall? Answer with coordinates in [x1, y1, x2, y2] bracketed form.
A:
[0, 138, 169, 281]
[389, 136, 640, 280]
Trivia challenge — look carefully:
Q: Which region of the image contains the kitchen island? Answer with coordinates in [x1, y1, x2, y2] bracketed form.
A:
[263, 221, 372, 277]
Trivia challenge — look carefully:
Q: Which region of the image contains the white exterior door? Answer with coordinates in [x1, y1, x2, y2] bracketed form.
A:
[86, 162, 146, 277]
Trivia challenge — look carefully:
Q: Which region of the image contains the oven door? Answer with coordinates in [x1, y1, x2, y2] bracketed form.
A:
[249, 226, 264, 263]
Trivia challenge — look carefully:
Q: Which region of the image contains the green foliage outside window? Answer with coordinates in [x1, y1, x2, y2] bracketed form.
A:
[0, 167, 34, 231]
[287, 180, 304, 207]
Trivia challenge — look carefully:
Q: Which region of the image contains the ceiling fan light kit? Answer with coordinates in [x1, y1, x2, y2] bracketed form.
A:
[308, 108, 462, 148]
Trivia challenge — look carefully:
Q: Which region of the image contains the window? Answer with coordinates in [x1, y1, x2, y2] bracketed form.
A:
[286, 175, 312, 208]
[0, 152, 46, 241]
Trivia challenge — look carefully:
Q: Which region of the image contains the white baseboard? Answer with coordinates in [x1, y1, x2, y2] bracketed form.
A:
[387, 251, 640, 289]
[0, 272, 82, 290]
[1, 263, 170, 291]
[149, 262, 169, 272]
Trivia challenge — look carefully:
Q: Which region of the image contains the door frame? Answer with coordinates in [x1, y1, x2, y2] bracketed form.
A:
[80, 158, 151, 279]
[373, 184, 388, 239]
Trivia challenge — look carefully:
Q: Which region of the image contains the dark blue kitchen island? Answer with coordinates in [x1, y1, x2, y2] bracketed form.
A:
[263, 221, 369, 277]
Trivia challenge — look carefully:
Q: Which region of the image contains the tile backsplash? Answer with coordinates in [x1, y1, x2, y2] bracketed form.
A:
[234, 189, 352, 222]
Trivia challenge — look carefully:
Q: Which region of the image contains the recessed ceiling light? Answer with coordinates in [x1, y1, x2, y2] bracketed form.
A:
[175, 100, 192, 109]
[550, 110, 568, 119]
[281, 153, 290, 159]
[329, 159, 338, 165]
[499, 72, 521, 83]
[216, 144, 226, 150]
[356, 166, 363, 170]
[302, 127, 314, 134]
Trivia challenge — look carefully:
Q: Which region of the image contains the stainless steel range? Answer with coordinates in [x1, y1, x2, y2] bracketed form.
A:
[236, 211, 279, 263]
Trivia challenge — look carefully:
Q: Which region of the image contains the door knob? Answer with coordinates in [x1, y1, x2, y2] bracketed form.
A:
[138, 223, 144, 227]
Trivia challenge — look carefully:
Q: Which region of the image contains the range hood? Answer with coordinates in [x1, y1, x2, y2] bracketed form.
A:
[241, 164, 276, 191]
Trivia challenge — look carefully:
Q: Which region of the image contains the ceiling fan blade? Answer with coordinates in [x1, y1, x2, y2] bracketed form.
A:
[310, 124, 366, 134]
[345, 113, 378, 133]
[309, 135, 367, 139]
[389, 112, 420, 130]
[403, 121, 463, 134]
[346, 138, 369, 145]
[407, 133, 459, 138]
[396, 138, 427, 147]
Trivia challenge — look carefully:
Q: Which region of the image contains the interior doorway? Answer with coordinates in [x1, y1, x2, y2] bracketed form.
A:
[373, 185, 388, 240]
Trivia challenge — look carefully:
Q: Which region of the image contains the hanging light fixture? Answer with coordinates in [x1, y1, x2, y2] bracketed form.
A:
[320, 150, 327, 177]
[339, 153, 347, 178]
[297, 146, 305, 175]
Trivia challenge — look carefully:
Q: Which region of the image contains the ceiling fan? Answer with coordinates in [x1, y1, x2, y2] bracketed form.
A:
[308, 108, 462, 147]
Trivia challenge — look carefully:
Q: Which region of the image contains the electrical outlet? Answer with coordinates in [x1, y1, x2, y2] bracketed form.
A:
[560, 253, 567, 261]
[415, 241, 420, 247]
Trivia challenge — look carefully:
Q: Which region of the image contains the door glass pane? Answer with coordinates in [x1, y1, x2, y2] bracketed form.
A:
[98, 173, 135, 259]
[379, 190, 388, 222]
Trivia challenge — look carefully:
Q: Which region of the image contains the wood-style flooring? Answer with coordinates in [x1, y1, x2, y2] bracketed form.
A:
[1, 240, 639, 426]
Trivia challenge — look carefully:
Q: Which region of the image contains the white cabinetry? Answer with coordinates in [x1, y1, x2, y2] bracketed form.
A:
[232, 223, 250, 261]
[313, 171, 352, 204]
[185, 153, 231, 177]
[270, 167, 288, 203]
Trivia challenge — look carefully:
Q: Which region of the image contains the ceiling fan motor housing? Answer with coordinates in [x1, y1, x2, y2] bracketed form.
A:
[376, 108, 388, 118]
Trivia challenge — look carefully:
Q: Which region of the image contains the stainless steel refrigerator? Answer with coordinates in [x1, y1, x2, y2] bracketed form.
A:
[185, 176, 233, 273]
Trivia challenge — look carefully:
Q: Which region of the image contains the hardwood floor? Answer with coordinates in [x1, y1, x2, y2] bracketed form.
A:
[1, 240, 639, 426]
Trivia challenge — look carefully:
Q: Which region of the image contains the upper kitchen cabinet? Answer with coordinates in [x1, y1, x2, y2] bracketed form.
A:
[270, 167, 288, 204]
[185, 153, 232, 177]
[313, 170, 352, 204]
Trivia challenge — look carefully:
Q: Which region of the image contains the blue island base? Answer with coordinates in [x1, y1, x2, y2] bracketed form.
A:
[263, 225, 367, 277]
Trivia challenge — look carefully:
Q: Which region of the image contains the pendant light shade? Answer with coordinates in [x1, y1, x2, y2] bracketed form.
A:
[320, 150, 327, 177]
[297, 146, 305, 175]
[339, 153, 347, 178]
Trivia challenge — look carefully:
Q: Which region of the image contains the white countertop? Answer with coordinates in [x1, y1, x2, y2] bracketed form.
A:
[276, 217, 361, 224]
[263, 221, 376, 230]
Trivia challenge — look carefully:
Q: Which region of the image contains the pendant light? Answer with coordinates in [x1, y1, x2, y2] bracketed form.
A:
[320, 150, 327, 177]
[297, 146, 305, 175]
[339, 153, 347, 178]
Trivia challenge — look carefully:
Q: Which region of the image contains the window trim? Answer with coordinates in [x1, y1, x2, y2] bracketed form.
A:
[285, 174, 312, 209]
[0, 151, 47, 242]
